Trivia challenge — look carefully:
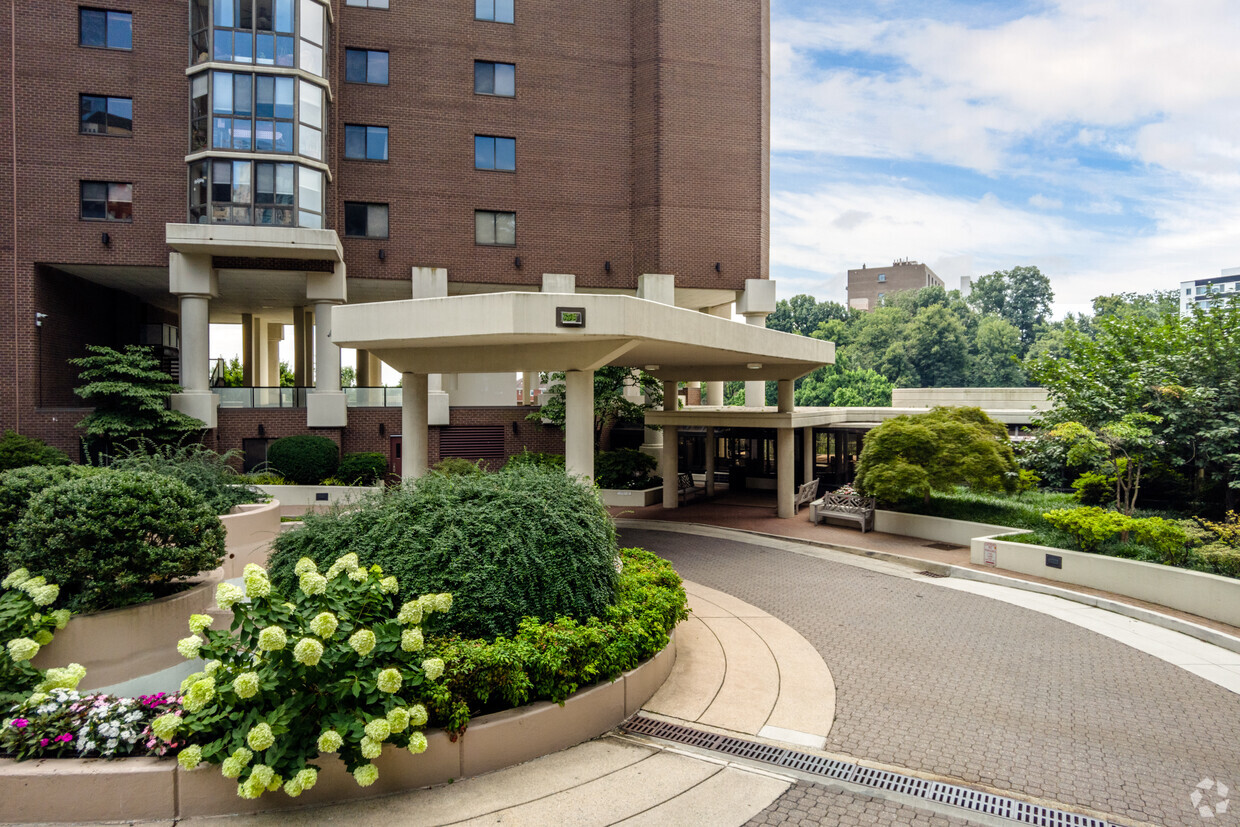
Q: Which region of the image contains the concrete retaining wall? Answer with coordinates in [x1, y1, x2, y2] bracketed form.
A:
[599, 486, 662, 507]
[971, 535, 1240, 628]
[873, 510, 1019, 547]
[256, 484, 383, 517]
[1, 631, 677, 822]
[217, 499, 282, 578]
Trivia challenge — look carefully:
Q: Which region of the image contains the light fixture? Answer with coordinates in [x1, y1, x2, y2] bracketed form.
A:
[101, 232, 110, 247]
[643, 364, 660, 371]
[378, 248, 386, 260]
[604, 260, 611, 273]
[746, 362, 762, 370]
[34, 313, 47, 328]
[511, 421, 519, 435]
[514, 256, 522, 268]
[714, 262, 721, 273]
[257, 423, 266, 436]
[378, 422, 385, 436]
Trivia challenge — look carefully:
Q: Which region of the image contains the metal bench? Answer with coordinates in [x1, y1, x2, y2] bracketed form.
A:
[810, 491, 876, 533]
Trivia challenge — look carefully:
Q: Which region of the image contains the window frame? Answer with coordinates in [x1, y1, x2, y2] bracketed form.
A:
[80, 180, 134, 222]
[345, 48, 389, 85]
[474, 0, 514, 24]
[79, 7, 133, 50]
[343, 201, 389, 238]
[345, 0, 389, 7]
[344, 124, 389, 161]
[474, 135, 516, 171]
[474, 209, 516, 246]
[473, 60, 516, 97]
[79, 94, 133, 137]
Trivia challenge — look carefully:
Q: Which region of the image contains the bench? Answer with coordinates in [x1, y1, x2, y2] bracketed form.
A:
[810, 491, 876, 533]
[792, 478, 820, 515]
[678, 473, 705, 503]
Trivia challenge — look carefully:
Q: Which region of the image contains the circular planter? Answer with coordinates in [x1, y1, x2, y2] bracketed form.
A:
[2, 631, 678, 822]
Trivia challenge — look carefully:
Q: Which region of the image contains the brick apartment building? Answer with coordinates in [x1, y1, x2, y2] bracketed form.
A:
[0, 0, 772, 468]
[846, 259, 944, 311]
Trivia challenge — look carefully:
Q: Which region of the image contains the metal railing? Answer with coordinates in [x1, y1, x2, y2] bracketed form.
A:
[215, 387, 403, 409]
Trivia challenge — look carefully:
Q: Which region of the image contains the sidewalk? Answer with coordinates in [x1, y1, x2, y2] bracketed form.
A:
[608, 494, 1240, 641]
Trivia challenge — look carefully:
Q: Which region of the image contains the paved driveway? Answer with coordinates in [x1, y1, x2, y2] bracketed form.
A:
[620, 528, 1240, 827]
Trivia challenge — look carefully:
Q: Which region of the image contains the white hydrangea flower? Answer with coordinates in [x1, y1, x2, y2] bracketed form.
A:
[2, 568, 31, 589]
[359, 736, 382, 759]
[400, 628, 424, 652]
[421, 657, 445, 681]
[408, 704, 428, 727]
[293, 638, 324, 667]
[376, 668, 402, 693]
[396, 601, 423, 625]
[364, 717, 391, 742]
[294, 557, 318, 576]
[309, 611, 338, 638]
[243, 564, 271, 599]
[348, 629, 376, 657]
[215, 583, 245, 610]
[379, 576, 399, 594]
[257, 626, 287, 652]
[7, 637, 39, 662]
[177, 635, 203, 659]
[299, 571, 327, 596]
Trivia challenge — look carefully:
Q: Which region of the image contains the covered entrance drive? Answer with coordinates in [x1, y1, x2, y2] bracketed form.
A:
[328, 285, 835, 507]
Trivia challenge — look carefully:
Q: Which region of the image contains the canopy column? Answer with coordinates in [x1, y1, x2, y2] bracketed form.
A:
[661, 379, 679, 509]
[705, 425, 716, 496]
[564, 369, 594, 482]
[401, 372, 429, 481]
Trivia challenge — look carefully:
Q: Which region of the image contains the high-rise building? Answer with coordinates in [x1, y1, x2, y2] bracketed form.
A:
[0, 0, 772, 466]
[846, 260, 944, 311]
[1180, 267, 1240, 315]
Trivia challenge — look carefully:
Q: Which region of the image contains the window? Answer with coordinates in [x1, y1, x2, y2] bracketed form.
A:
[345, 125, 388, 160]
[346, 49, 388, 84]
[475, 210, 515, 245]
[81, 181, 133, 221]
[346, 0, 388, 6]
[80, 95, 132, 136]
[344, 202, 389, 237]
[877, 273, 886, 283]
[191, 158, 313, 226]
[207, 71, 295, 153]
[80, 8, 132, 49]
[474, 135, 515, 171]
[474, 61, 515, 96]
[203, 0, 296, 67]
[475, 0, 513, 23]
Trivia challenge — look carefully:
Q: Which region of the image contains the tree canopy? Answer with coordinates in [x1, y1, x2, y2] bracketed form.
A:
[529, 367, 663, 448]
[72, 345, 203, 452]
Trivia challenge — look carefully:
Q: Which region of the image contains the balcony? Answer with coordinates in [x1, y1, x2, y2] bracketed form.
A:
[216, 387, 403, 408]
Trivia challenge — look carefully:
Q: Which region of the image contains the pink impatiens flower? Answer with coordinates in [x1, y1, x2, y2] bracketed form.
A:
[10, 718, 29, 728]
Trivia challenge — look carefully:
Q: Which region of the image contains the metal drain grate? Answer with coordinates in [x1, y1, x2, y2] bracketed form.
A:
[924, 542, 966, 551]
[916, 570, 949, 578]
[621, 715, 1119, 827]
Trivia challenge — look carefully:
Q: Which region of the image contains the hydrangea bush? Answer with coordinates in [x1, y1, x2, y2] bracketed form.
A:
[1, 568, 78, 706]
[1, 689, 178, 760]
[154, 556, 450, 799]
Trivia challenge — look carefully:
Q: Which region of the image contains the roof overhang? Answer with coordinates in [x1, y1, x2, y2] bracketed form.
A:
[330, 292, 835, 380]
[166, 223, 344, 262]
[645, 406, 1042, 430]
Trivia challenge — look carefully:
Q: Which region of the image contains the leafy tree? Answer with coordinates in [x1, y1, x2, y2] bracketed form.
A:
[971, 316, 1025, 387]
[340, 365, 356, 388]
[968, 265, 1053, 351]
[766, 295, 849, 336]
[854, 407, 1018, 504]
[72, 345, 202, 452]
[529, 367, 663, 449]
[219, 357, 295, 387]
[1092, 290, 1179, 322]
[905, 304, 968, 387]
[794, 359, 893, 407]
[843, 306, 916, 386]
[1049, 414, 1161, 516]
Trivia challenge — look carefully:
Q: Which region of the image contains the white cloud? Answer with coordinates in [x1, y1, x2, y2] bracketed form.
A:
[1028, 194, 1063, 210]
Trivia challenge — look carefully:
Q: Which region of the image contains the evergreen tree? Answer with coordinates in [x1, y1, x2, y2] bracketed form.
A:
[72, 345, 202, 452]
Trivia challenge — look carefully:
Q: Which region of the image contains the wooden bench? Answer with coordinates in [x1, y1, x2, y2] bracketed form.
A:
[793, 478, 820, 515]
[678, 473, 705, 503]
[810, 491, 876, 533]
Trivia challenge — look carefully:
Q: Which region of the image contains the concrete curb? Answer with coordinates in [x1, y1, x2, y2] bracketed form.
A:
[616, 519, 1240, 657]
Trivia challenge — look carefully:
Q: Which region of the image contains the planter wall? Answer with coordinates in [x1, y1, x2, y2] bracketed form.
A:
[874, 510, 1019, 547]
[217, 499, 282, 578]
[599, 486, 662, 507]
[2, 630, 677, 822]
[256, 484, 383, 517]
[971, 534, 1240, 628]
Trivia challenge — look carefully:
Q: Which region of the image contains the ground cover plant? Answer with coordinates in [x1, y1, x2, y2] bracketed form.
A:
[268, 466, 620, 639]
[1, 690, 178, 760]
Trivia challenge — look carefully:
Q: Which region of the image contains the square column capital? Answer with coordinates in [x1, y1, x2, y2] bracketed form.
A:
[541, 273, 576, 293]
[737, 278, 776, 317]
[307, 263, 347, 304]
[412, 267, 448, 298]
[169, 252, 218, 297]
[637, 273, 675, 305]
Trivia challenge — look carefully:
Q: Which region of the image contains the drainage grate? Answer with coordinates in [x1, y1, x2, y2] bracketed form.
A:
[916, 570, 949, 578]
[621, 715, 1119, 827]
[925, 542, 966, 551]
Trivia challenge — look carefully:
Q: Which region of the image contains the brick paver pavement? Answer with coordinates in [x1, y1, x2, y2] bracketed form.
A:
[747, 784, 983, 826]
[621, 528, 1240, 827]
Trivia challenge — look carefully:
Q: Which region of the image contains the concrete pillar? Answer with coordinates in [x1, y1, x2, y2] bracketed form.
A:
[412, 266, 451, 425]
[240, 313, 255, 387]
[305, 262, 348, 427]
[637, 273, 675, 305]
[705, 304, 730, 405]
[705, 425, 716, 496]
[169, 252, 219, 428]
[401, 372, 429, 480]
[661, 380, 678, 509]
[564, 370, 594, 482]
[541, 272, 576, 293]
[266, 322, 283, 386]
[522, 371, 537, 405]
[356, 349, 381, 387]
[738, 279, 776, 408]
[777, 378, 794, 413]
[803, 427, 815, 485]
[777, 428, 794, 518]
[293, 306, 308, 387]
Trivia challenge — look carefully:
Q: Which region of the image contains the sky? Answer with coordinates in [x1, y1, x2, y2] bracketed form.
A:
[768, 0, 1240, 317]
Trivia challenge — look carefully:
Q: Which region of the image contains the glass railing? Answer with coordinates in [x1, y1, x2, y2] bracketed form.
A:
[215, 387, 402, 408]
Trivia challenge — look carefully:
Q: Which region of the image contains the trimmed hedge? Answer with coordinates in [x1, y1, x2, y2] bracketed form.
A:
[269, 466, 619, 638]
[0, 465, 98, 551]
[0, 431, 70, 473]
[334, 451, 387, 485]
[5, 471, 226, 612]
[266, 435, 339, 485]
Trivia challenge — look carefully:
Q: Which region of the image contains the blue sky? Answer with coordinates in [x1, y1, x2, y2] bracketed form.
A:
[769, 0, 1240, 316]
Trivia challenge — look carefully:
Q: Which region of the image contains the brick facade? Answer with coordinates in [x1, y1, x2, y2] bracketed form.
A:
[0, 0, 768, 455]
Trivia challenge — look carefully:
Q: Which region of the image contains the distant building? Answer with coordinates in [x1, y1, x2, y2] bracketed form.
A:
[1180, 267, 1240, 314]
[847, 260, 944, 311]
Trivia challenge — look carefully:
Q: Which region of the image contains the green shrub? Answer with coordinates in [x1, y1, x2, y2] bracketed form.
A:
[0, 465, 98, 551]
[502, 450, 564, 471]
[1071, 471, 1113, 505]
[6, 471, 226, 612]
[1015, 469, 1041, 494]
[266, 436, 339, 485]
[1042, 507, 1130, 552]
[0, 569, 79, 706]
[424, 546, 687, 730]
[161, 557, 448, 799]
[1198, 547, 1240, 578]
[269, 467, 619, 639]
[108, 441, 263, 515]
[594, 448, 659, 490]
[1128, 516, 1189, 562]
[335, 452, 387, 486]
[244, 471, 289, 485]
[431, 457, 485, 476]
[0, 431, 70, 472]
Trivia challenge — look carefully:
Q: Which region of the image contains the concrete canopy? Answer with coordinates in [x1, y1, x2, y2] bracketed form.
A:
[329, 292, 834, 381]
